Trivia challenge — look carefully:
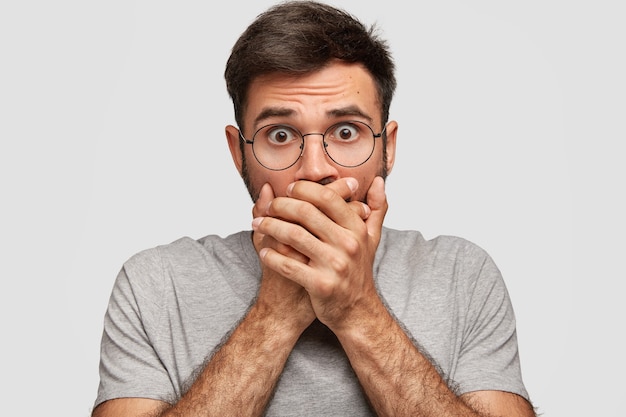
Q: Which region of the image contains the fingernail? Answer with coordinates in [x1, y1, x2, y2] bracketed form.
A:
[346, 178, 358, 192]
[259, 248, 268, 259]
[286, 182, 295, 196]
[362, 203, 371, 218]
[252, 217, 264, 230]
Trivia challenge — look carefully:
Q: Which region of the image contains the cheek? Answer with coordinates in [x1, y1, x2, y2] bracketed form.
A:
[254, 170, 294, 198]
[269, 178, 295, 197]
[336, 167, 372, 202]
[356, 176, 375, 202]
[352, 155, 386, 199]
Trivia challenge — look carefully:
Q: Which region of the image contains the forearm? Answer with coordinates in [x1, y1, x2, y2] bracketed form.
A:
[336, 303, 481, 417]
[161, 303, 302, 417]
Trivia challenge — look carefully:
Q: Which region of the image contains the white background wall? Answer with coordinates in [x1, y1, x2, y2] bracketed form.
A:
[1, 1, 624, 415]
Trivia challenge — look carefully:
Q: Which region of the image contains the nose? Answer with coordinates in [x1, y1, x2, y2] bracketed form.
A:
[294, 134, 339, 183]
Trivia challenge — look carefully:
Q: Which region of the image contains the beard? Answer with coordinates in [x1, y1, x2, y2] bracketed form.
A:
[241, 152, 258, 202]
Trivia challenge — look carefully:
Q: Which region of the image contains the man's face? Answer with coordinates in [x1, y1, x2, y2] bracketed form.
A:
[226, 61, 397, 203]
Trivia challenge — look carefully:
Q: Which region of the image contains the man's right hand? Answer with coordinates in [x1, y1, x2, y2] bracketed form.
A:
[251, 179, 371, 333]
[252, 183, 316, 333]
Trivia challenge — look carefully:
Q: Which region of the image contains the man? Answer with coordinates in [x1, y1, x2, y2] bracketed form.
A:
[92, 1, 535, 416]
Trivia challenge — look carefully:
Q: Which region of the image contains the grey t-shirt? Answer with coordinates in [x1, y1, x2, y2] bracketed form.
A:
[95, 227, 529, 415]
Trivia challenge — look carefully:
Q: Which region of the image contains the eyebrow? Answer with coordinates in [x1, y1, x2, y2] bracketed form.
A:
[327, 106, 374, 124]
[253, 107, 295, 126]
[253, 105, 375, 128]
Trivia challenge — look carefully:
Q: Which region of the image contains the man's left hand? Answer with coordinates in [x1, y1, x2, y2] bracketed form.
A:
[252, 176, 388, 332]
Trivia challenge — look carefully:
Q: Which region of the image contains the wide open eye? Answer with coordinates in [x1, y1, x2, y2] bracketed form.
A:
[262, 125, 300, 145]
[327, 122, 362, 143]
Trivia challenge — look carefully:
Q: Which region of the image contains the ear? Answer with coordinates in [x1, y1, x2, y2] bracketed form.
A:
[225, 125, 244, 176]
[383, 120, 398, 176]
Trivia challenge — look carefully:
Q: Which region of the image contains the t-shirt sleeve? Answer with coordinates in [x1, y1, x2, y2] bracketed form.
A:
[94, 249, 174, 408]
[453, 245, 530, 400]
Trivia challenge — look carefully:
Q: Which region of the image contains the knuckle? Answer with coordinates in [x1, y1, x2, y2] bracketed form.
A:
[329, 256, 350, 275]
[256, 217, 271, 234]
[343, 235, 360, 257]
[294, 202, 313, 219]
[266, 197, 285, 216]
[279, 259, 301, 277]
[318, 187, 337, 204]
[275, 241, 291, 255]
[315, 277, 335, 298]
[291, 225, 310, 243]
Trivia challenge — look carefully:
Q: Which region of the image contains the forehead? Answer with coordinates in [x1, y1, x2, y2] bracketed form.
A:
[244, 62, 381, 129]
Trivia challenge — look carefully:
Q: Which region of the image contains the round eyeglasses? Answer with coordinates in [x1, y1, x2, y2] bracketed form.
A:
[239, 120, 385, 171]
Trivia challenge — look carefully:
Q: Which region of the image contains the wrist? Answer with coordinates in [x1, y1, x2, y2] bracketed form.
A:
[247, 299, 312, 345]
[330, 296, 392, 343]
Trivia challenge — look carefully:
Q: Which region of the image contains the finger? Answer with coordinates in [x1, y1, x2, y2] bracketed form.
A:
[347, 201, 371, 220]
[266, 195, 351, 247]
[268, 234, 309, 264]
[282, 178, 363, 230]
[253, 183, 275, 218]
[252, 216, 312, 263]
[319, 177, 359, 202]
[288, 177, 357, 202]
[259, 246, 313, 289]
[252, 183, 275, 251]
[254, 215, 324, 262]
[364, 176, 388, 242]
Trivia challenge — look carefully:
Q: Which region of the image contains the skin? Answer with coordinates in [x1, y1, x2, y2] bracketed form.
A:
[93, 61, 535, 417]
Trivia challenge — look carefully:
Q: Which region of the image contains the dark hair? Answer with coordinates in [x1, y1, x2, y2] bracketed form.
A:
[224, 0, 396, 129]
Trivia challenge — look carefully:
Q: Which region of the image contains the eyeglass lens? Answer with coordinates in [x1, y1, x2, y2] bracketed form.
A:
[250, 121, 377, 170]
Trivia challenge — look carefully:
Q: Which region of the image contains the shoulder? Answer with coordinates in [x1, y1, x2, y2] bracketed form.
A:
[380, 227, 491, 265]
[124, 231, 252, 270]
[379, 227, 504, 294]
[122, 236, 201, 281]
[119, 231, 254, 292]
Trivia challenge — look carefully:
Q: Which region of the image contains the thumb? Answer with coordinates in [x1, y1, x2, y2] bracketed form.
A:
[252, 183, 275, 250]
[253, 183, 275, 218]
[365, 176, 388, 241]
